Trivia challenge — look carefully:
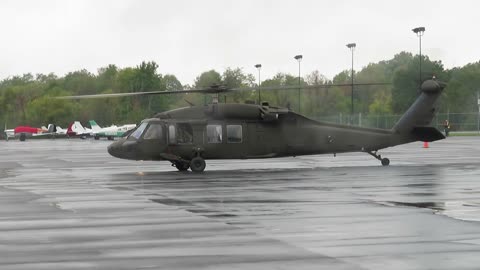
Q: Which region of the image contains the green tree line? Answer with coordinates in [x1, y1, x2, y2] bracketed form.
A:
[1, 52, 479, 129]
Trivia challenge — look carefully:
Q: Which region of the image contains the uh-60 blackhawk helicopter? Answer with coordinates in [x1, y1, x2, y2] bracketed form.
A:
[59, 79, 446, 172]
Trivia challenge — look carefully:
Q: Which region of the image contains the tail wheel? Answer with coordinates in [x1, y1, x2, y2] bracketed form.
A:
[190, 157, 206, 173]
[174, 161, 190, 172]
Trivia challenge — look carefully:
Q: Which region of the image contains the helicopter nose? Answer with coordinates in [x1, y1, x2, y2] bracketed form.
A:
[107, 141, 122, 158]
[108, 139, 138, 160]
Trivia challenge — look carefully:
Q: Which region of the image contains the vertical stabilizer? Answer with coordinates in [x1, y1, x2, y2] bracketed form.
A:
[73, 121, 86, 133]
[393, 80, 446, 134]
[89, 120, 101, 132]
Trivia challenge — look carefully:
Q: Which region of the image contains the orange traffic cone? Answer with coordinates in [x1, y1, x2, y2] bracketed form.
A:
[423, 141, 429, 148]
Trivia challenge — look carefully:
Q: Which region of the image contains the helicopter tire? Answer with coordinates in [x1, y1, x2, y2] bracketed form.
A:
[381, 158, 390, 166]
[174, 161, 190, 172]
[190, 157, 206, 173]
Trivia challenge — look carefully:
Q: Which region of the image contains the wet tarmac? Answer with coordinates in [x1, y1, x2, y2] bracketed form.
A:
[1, 137, 480, 269]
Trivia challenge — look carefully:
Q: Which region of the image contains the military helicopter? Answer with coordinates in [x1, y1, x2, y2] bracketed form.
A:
[59, 79, 446, 172]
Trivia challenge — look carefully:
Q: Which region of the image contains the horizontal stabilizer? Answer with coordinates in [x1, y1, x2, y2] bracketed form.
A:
[411, 126, 445, 142]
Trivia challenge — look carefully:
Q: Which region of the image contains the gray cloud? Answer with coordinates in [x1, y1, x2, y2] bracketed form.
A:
[0, 0, 478, 85]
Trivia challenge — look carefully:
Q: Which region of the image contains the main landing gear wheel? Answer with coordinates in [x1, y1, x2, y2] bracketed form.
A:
[173, 161, 190, 172]
[190, 157, 206, 173]
[367, 151, 390, 166]
[381, 158, 390, 166]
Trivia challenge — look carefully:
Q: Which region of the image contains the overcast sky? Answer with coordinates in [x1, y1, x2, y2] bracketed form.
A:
[0, 0, 478, 85]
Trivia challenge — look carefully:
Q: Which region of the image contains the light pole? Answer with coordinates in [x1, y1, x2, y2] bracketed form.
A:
[294, 54, 303, 112]
[346, 43, 356, 122]
[412, 27, 425, 88]
[477, 91, 480, 134]
[255, 64, 262, 104]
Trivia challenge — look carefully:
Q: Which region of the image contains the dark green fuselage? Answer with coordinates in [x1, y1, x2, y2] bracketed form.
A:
[107, 80, 446, 165]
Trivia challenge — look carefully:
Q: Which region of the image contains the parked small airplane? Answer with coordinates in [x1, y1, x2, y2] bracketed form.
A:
[66, 121, 91, 139]
[4, 126, 14, 139]
[89, 120, 136, 140]
[4, 124, 66, 141]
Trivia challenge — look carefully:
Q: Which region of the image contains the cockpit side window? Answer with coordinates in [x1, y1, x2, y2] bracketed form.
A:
[143, 123, 163, 140]
[207, 124, 222, 143]
[129, 122, 148, 140]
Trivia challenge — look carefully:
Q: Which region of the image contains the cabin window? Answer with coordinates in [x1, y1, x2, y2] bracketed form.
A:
[143, 124, 163, 140]
[177, 123, 193, 144]
[227, 125, 242, 143]
[168, 124, 176, 144]
[130, 122, 148, 140]
[206, 124, 222, 143]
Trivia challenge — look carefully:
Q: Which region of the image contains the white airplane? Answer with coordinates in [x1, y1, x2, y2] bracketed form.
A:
[89, 120, 136, 140]
[4, 124, 14, 139]
[55, 125, 68, 135]
[66, 121, 91, 138]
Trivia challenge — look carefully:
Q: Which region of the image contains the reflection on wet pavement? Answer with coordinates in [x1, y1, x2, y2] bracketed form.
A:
[1, 137, 480, 269]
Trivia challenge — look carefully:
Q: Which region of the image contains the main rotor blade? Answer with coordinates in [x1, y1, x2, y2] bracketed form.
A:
[231, 82, 391, 92]
[56, 82, 390, 100]
[55, 88, 232, 100]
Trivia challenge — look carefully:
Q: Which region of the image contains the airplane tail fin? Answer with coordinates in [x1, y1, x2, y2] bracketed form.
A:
[56, 126, 66, 134]
[89, 120, 101, 131]
[66, 122, 74, 136]
[73, 121, 86, 133]
[392, 79, 446, 142]
[47, 124, 57, 133]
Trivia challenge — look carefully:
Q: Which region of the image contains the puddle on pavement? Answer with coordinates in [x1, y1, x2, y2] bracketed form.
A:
[386, 201, 445, 210]
[380, 200, 480, 222]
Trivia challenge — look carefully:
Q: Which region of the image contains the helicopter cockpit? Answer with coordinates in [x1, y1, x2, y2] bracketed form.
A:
[107, 119, 196, 161]
[128, 122, 163, 141]
[107, 120, 165, 160]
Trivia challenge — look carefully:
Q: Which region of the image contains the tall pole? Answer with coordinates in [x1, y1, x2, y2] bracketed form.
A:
[351, 47, 354, 117]
[477, 91, 480, 134]
[346, 43, 356, 123]
[294, 55, 303, 113]
[255, 64, 262, 104]
[412, 27, 425, 88]
[419, 34, 422, 84]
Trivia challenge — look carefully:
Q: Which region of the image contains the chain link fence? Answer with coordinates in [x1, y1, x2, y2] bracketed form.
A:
[314, 112, 480, 134]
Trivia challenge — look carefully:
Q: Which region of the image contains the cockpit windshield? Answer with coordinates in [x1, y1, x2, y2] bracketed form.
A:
[129, 122, 148, 140]
[143, 123, 163, 140]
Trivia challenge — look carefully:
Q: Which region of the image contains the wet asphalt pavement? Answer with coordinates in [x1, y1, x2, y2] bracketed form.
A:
[1, 137, 480, 269]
